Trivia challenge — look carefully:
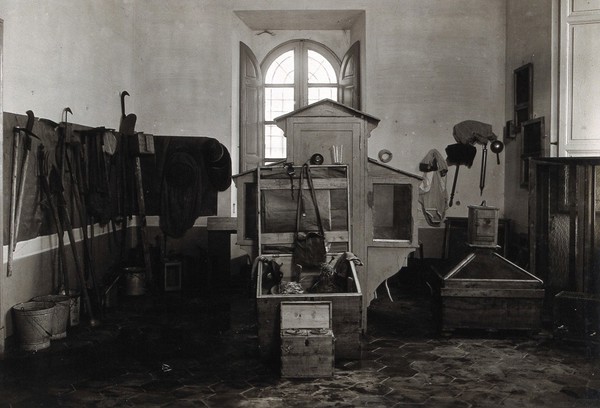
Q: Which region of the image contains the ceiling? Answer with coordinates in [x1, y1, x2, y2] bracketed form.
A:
[234, 10, 364, 31]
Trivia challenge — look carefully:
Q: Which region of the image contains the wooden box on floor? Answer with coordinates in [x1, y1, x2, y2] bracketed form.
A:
[441, 249, 544, 331]
[554, 291, 600, 348]
[280, 301, 334, 378]
[257, 254, 362, 360]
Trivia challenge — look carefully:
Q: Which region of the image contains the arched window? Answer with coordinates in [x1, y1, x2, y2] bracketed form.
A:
[239, 40, 359, 171]
[262, 41, 340, 162]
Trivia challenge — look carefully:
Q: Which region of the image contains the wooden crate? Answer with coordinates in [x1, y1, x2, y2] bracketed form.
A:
[554, 291, 600, 349]
[257, 254, 362, 360]
[467, 204, 499, 248]
[280, 301, 334, 378]
[441, 249, 544, 331]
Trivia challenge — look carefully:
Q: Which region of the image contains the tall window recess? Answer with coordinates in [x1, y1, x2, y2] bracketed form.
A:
[240, 40, 360, 170]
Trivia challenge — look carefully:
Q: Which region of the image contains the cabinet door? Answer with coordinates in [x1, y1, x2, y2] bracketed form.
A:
[559, 1, 600, 156]
[286, 118, 363, 217]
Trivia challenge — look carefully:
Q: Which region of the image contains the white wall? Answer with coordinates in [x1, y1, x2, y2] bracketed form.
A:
[1, 0, 512, 351]
[0, 0, 133, 127]
[132, 0, 235, 216]
[0, 0, 133, 354]
[504, 0, 554, 234]
[232, 0, 507, 225]
[364, 1, 507, 222]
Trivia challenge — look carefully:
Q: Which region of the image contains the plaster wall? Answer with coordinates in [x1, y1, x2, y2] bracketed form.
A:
[231, 0, 506, 257]
[1, 0, 512, 351]
[0, 0, 133, 127]
[364, 0, 506, 223]
[0, 0, 133, 356]
[132, 0, 235, 217]
[504, 0, 554, 234]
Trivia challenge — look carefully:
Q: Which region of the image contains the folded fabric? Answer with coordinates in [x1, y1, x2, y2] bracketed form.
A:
[453, 120, 497, 145]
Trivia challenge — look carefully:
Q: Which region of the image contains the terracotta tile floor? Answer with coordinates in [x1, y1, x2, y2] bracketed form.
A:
[1, 275, 599, 407]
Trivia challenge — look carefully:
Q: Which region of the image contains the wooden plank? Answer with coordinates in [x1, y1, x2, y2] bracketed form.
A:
[441, 288, 545, 298]
[444, 279, 543, 289]
[260, 231, 350, 245]
[260, 177, 348, 190]
[442, 297, 542, 330]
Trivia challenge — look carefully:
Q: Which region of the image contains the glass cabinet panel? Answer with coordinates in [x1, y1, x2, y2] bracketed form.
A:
[372, 183, 412, 241]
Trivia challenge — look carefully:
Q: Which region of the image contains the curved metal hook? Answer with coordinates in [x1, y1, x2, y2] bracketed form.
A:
[120, 91, 130, 117]
[62, 107, 72, 124]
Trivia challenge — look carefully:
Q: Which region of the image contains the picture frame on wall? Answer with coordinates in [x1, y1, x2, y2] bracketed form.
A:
[514, 63, 533, 133]
[504, 120, 516, 140]
[520, 116, 545, 188]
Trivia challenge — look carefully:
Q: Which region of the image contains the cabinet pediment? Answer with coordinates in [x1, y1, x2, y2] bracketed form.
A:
[274, 99, 379, 124]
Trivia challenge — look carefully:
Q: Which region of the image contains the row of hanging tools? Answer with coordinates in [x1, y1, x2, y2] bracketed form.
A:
[38, 108, 101, 327]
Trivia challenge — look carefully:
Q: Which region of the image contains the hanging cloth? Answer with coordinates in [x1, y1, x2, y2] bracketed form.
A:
[159, 150, 202, 238]
[418, 149, 449, 226]
[453, 120, 497, 145]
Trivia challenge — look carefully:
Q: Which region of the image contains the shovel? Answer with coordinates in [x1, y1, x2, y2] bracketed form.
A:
[445, 143, 477, 207]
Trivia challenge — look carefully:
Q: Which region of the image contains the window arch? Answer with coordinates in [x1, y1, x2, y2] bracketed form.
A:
[261, 40, 341, 162]
[239, 40, 360, 171]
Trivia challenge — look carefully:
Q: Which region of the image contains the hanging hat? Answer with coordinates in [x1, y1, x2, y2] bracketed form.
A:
[445, 143, 477, 168]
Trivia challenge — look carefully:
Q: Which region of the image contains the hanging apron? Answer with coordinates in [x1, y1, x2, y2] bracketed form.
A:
[418, 149, 448, 227]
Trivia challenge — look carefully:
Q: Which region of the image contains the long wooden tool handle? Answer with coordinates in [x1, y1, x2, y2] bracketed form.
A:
[134, 156, 153, 286]
[8, 129, 21, 277]
[13, 139, 32, 252]
[449, 165, 460, 208]
[59, 203, 99, 327]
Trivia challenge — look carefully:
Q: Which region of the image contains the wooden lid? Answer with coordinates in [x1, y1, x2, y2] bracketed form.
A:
[280, 301, 332, 330]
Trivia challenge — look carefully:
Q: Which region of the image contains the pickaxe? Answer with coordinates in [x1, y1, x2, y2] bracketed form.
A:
[8, 110, 38, 276]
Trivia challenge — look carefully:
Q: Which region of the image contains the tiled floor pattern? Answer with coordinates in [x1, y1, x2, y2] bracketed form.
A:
[0, 281, 599, 407]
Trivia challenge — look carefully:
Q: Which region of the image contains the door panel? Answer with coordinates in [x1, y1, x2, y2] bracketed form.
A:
[339, 41, 360, 110]
[240, 42, 263, 171]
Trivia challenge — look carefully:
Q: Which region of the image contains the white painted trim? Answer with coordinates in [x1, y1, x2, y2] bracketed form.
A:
[2, 222, 117, 261]
[2, 215, 213, 263]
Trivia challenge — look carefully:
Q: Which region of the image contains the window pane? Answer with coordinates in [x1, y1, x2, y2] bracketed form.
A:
[265, 87, 295, 121]
[308, 50, 337, 84]
[308, 87, 338, 104]
[372, 184, 413, 241]
[265, 50, 294, 84]
[265, 124, 286, 159]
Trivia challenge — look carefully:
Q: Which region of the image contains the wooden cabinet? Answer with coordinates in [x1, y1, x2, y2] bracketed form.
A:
[235, 99, 422, 331]
[529, 157, 600, 320]
[276, 100, 422, 329]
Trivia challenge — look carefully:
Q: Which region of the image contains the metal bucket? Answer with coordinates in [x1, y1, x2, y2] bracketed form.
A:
[103, 274, 120, 309]
[31, 295, 70, 339]
[68, 290, 80, 327]
[124, 267, 146, 296]
[12, 301, 55, 351]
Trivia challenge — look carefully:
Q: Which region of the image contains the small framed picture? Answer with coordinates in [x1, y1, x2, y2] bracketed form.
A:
[504, 120, 516, 140]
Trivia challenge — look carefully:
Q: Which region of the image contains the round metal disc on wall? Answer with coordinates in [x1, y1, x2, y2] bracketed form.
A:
[378, 149, 393, 163]
[310, 153, 324, 165]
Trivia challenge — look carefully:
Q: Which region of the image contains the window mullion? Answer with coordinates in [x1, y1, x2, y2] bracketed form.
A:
[298, 42, 307, 108]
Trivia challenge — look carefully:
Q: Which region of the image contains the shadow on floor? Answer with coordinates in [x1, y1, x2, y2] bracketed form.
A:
[1, 270, 599, 408]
